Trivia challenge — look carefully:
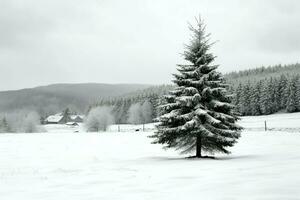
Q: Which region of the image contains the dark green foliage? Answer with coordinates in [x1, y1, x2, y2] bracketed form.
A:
[279, 74, 289, 109]
[232, 74, 300, 116]
[151, 18, 242, 157]
[240, 82, 252, 115]
[233, 84, 243, 114]
[250, 81, 262, 115]
[61, 108, 71, 123]
[225, 63, 300, 87]
[286, 76, 298, 112]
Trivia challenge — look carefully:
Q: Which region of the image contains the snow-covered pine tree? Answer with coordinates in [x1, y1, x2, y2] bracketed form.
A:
[250, 81, 262, 115]
[233, 83, 243, 114]
[286, 76, 298, 112]
[151, 18, 242, 158]
[296, 75, 300, 110]
[240, 82, 252, 115]
[260, 79, 272, 115]
[281, 75, 290, 109]
[273, 78, 281, 112]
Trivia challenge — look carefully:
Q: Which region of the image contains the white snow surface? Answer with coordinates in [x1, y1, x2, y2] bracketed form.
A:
[239, 112, 300, 131]
[1, 113, 300, 199]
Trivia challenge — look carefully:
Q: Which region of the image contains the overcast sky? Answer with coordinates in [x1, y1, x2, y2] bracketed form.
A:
[1, 0, 300, 91]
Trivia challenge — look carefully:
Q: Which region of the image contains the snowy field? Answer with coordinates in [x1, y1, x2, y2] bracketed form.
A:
[1, 113, 300, 199]
[239, 112, 300, 131]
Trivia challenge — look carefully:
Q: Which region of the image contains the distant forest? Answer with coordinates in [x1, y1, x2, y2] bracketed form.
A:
[225, 63, 300, 86]
[92, 63, 300, 122]
[2, 63, 300, 123]
[89, 85, 173, 124]
[226, 63, 300, 116]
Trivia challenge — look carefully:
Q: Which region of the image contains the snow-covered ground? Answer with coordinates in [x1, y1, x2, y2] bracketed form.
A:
[44, 123, 156, 133]
[1, 113, 300, 199]
[239, 112, 300, 131]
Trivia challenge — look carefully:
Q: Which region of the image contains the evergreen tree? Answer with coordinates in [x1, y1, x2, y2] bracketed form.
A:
[281, 75, 290, 109]
[296, 75, 300, 110]
[250, 81, 262, 115]
[233, 83, 243, 114]
[239, 82, 252, 115]
[286, 76, 298, 112]
[62, 108, 71, 118]
[267, 78, 276, 113]
[260, 80, 272, 115]
[0, 117, 11, 133]
[273, 78, 281, 112]
[151, 18, 242, 158]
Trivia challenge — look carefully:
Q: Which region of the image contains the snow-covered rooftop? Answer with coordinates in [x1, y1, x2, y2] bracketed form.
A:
[70, 115, 84, 120]
[46, 115, 64, 123]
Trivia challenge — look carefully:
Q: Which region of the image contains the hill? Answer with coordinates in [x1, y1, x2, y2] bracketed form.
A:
[0, 83, 150, 115]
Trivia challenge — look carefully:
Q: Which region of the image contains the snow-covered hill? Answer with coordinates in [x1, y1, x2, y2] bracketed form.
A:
[1, 113, 300, 199]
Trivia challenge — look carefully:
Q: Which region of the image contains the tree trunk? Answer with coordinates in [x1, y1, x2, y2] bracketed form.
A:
[196, 136, 202, 158]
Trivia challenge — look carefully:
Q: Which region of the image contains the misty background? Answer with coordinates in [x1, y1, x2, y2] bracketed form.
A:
[1, 0, 300, 91]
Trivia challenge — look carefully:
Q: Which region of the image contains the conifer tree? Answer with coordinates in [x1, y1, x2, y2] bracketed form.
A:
[151, 18, 242, 158]
[233, 83, 243, 114]
[240, 82, 252, 115]
[296, 75, 300, 110]
[273, 78, 281, 112]
[286, 76, 298, 112]
[282, 75, 290, 109]
[267, 78, 276, 113]
[260, 80, 272, 115]
[62, 107, 71, 123]
[0, 117, 11, 133]
[250, 81, 262, 115]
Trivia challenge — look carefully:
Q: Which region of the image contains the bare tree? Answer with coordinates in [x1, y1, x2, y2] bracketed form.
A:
[22, 112, 41, 133]
[2, 110, 42, 133]
[141, 100, 153, 124]
[85, 106, 114, 132]
[127, 103, 143, 124]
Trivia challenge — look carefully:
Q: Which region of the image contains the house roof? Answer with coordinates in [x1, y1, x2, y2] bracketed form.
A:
[46, 115, 64, 123]
[66, 122, 79, 126]
[70, 115, 84, 120]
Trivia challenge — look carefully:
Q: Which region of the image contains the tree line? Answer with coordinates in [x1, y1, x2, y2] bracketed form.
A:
[225, 63, 300, 87]
[231, 74, 300, 116]
[88, 72, 300, 123]
[88, 85, 172, 125]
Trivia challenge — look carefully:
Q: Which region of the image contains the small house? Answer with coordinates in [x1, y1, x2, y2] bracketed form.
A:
[66, 122, 79, 126]
[45, 114, 71, 124]
[70, 115, 84, 123]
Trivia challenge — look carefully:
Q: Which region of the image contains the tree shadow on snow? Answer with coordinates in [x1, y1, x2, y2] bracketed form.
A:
[141, 154, 261, 162]
[215, 154, 261, 161]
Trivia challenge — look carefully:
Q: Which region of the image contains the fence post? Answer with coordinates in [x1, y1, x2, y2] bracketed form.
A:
[264, 120, 267, 131]
[118, 125, 120, 132]
[143, 124, 145, 132]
